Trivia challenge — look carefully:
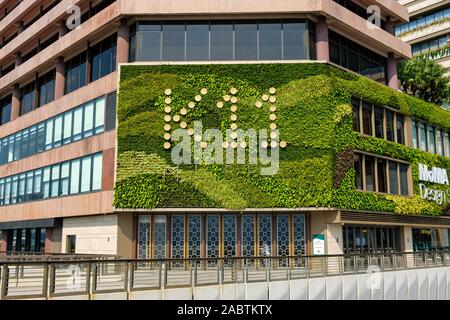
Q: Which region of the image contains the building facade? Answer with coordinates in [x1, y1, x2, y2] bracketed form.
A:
[396, 0, 450, 72]
[2, 0, 449, 260]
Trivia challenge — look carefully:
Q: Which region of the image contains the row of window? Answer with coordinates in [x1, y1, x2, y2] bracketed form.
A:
[64, 33, 117, 95]
[343, 225, 401, 254]
[0, 93, 116, 166]
[0, 153, 103, 206]
[412, 35, 448, 57]
[354, 153, 409, 196]
[5, 228, 47, 253]
[412, 119, 450, 157]
[352, 97, 405, 144]
[0, 0, 115, 77]
[20, 69, 56, 116]
[136, 213, 306, 260]
[129, 20, 315, 62]
[329, 30, 387, 84]
[0, 33, 117, 123]
[395, 5, 450, 36]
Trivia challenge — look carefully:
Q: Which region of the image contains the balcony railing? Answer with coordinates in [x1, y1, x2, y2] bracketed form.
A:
[0, 251, 449, 299]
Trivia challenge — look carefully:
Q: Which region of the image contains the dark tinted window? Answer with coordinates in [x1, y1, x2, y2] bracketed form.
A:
[20, 82, 36, 116]
[65, 52, 87, 94]
[235, 22, 257, 60]
[91, 34, 117, 82]
[186, 22, 210, 60]
[38, 70, 55, 107]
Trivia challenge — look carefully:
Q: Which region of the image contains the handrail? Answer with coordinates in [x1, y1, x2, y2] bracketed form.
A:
[0, 250, 449, 300]
[0, 250, 449, 265]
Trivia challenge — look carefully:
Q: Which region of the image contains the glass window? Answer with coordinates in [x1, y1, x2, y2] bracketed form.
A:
[73, 106, 83, 141]
[374, 106, 384, 139]
[38, 70, 55, 107]
[354, 154, 363, 190]
[0, 95, 12, 125]
[20, 82, 36, 116]
[186, 22, 209, 61]
[412, 120, 419, 149]
[65, 51, 87, 94]
[437, 129, 444, 156]
[53, 114, 63, 147]
[396, 115, 404, 144]
[42, 167, 50, 199]
[33, 169, 42, 200]
[63, 111, 73, 145]
[162, 22, 185, 61]
[445, 132, 450, 157]
[420, 123, 427, 151]
[94, 98, 105, 134]
[92, 153, 103, 190]
[399, 164, 409, 196]
[70, 159, 80, 194]
[377, 159, 387, 193]
[90, 34, 117, 81]
[283, 21, 308, 59]
[352, 98, 360, 132]
[428, 126, 436, 154]
[50, 164, 60, 197]
[234, 22, 258, 60]
[137, 22, 161, 61]
[362, 103, 372, 135]
[80, 156, 92, 192]
[386, 110, 395, 142]
[365, 156, 375, 192]
[83, 101, 94, 138]
[210, 21, 233, 60]
[259, 21, 282, 60]
[60, 162, 70, 196]
[389, 161, 398, 195]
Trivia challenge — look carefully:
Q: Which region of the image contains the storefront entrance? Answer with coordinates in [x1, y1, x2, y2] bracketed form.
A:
[6, 228, 46, 253]
[136, 213, 307, 260]
[412, 228, 440, 251]
[343, 224, 401, 254]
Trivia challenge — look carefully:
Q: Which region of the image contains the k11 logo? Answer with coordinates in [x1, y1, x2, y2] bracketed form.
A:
[161, 87, 288, 176]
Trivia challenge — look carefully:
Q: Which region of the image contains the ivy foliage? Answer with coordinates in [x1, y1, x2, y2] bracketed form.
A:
[115, 63, 450, 216]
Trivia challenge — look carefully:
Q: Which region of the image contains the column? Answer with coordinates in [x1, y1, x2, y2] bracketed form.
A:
[117, 18, 130, 64]
[315, 16, 329, 61]
[54, 56, 65, 100]
[10, 84, 21, 121]
[385, 16, 394, 35]
[58, 21, 68, 38]
[0, 231, 7, 252]
[44, 228, 53, 254]
[387, 52, 399, 90]
[400, 226, 414, 268]
[14, 52, 22, 67]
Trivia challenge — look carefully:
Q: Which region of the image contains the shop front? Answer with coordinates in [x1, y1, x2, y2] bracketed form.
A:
[136, 212, 307, 260]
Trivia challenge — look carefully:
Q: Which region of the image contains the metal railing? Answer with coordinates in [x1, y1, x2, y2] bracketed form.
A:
[0, 251, 119, 263]
[0, 251, 449, 300]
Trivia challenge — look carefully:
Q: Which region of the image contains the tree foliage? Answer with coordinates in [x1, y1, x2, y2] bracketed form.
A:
[398, 57, 450, 105]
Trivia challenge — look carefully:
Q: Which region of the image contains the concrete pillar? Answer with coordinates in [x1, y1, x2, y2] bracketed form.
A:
[17, 21, 24, 34]
[58, 21, 68, 38]
[401, 226, 414, 268]
[387, 52, 399, 90]
[0, 231, 7, 252]
[45, 228, 53, 253]
[54, 57, 65, 99]
[385, 16, 394, 35]
[14, 52, 22, 67]
[10, 84, 21, 121]
[117, 18, 129, 64]
[439, 229, 449, 248]
[315, 16, 329, 61]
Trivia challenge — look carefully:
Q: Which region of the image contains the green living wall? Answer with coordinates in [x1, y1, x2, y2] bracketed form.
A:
[115, 63, 450, 216]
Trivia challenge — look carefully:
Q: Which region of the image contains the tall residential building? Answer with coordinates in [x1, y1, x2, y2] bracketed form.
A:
[1, 0, 449, 261]
[396, 0, 450, 72]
